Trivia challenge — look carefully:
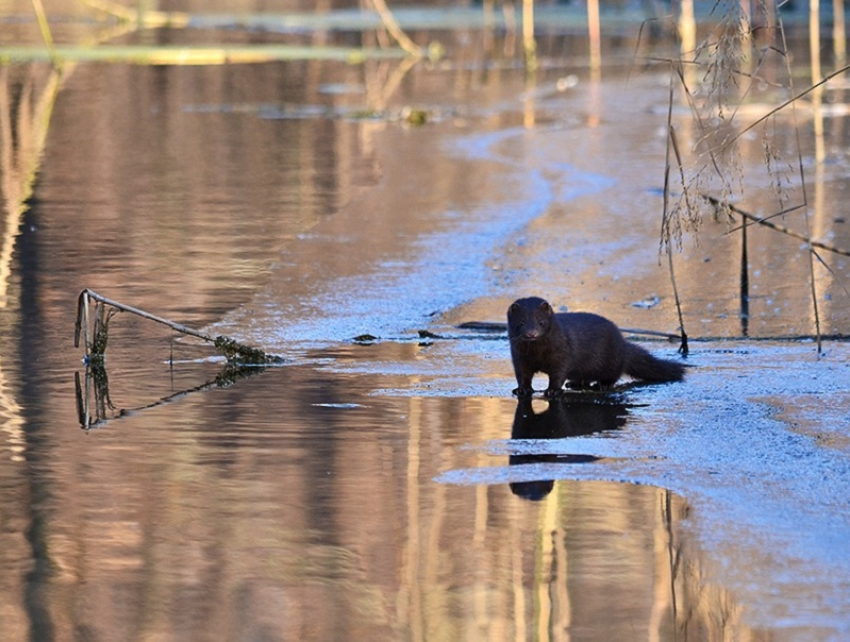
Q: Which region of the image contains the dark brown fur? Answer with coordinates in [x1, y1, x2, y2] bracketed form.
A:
[508, 296, 684, 397]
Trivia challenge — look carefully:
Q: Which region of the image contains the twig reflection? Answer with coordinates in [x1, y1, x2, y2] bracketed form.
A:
[74, 361, 270, 430]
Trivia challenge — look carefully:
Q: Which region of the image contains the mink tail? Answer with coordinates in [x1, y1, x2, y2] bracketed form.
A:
[623, 342, 685, 383]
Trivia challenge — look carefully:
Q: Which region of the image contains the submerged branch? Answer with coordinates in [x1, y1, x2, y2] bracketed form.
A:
[455, 321, 684, 343]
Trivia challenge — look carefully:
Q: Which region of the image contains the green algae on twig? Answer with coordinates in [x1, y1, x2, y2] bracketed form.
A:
[212, 335, 281, 365]
[75, 288, 282, 365]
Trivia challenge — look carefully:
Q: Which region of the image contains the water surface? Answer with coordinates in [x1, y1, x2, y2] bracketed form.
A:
[2, 4, 850, 641]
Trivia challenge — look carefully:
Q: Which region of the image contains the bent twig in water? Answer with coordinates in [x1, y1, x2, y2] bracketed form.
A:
[75, 288, 281, 365]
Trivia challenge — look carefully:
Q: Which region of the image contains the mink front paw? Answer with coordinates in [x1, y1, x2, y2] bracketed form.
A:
[512, 386, 534, 398]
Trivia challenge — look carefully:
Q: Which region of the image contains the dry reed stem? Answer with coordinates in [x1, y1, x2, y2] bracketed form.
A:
[30, 0, 60, 69]
[370, 0, 423, 57]
[654, 0, 846, 345]
[775, 9, 822, 351]
[706, 196, 850, 258]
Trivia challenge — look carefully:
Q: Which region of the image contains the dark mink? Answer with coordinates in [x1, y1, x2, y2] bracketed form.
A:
[507, 296, 685, 397]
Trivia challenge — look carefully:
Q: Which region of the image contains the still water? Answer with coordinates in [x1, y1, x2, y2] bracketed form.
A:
[3, 4, 850, 641]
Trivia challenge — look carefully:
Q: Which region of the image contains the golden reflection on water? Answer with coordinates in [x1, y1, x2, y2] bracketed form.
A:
[0, 63, 65, 464]
[392, 393, 759, 642]
[4, 356, 771, 642]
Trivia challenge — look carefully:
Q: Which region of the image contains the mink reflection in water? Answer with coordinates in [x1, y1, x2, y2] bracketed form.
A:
[509, 397, 631, 501]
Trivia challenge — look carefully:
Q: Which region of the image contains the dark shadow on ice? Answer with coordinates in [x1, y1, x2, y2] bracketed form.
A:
[509, 396, 632, 501]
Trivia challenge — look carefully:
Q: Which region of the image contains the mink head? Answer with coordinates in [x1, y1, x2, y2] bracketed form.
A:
[507, 297, 553, 340]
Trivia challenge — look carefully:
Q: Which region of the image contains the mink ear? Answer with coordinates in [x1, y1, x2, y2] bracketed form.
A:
[539, 301, 552, 314]
[508, 303, 520, 314]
